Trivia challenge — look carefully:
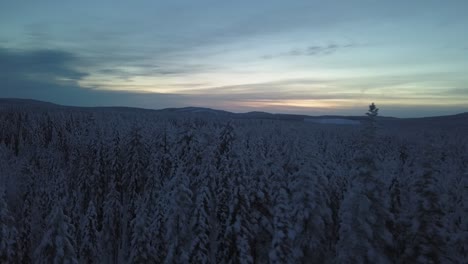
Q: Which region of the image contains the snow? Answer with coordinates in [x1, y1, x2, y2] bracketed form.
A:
[0, 100, 466, 263]
[304, 118, 361, 125]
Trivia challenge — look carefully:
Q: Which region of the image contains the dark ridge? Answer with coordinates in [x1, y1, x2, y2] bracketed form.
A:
[0, 98, 466, 122]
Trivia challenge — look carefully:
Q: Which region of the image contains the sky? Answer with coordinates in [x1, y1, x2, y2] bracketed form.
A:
[1, 0, 467, 117]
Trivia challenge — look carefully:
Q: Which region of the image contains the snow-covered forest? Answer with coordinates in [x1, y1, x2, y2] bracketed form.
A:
[0, 102, 467, 263]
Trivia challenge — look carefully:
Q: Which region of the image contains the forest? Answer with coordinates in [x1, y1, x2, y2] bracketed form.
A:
[0, 102, 467, 263]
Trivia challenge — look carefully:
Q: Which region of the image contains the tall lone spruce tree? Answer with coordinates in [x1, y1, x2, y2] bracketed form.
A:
[336, 103, 393, 263]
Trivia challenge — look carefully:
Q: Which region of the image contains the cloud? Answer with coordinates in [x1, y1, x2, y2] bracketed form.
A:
[1, 46, 466, 117]
[261, 43, 355, 60]
[0, 47, 189, 108]
[96, 63, 213, 79]
[169, 73, 468, 116]
[0, 48, 87, 81]
[440, 88, 468, 96]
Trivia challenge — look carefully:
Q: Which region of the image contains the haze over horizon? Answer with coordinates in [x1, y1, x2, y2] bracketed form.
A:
[1, 0, 468, 117]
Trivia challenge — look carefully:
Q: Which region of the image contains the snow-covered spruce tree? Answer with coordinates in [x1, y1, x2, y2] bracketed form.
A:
[148, 194, 168, 263]
[311, 132, 351, 260]
[31, 186, 53, 253]
[124, 126, 149, 200]
[269, 186, 295, 264]
[156, 124, 176, 185]
[189, 180, 213, 263]
[211, 123, 238, 262]
[445, 169, 468, 262]
[177, 121, 204, 181]
[216, 121, 235, 168]
[76, 143, 97, 213]
[214, 161, 232, 263]
[34, 205, 78, 264]
[176, 121, 198, 161]
[93, 139, 108, 210]
[109, 130, 124, 196]
[336, 157, 394, 263]
[388, 175, 405, 260]
[248, 169, 274, 263]
[325, 167, 348, 259]
[279, 136, 327, 261]
[128, 196, 156, 263]
[364, 102, 378, 141]
[17, 164, 36, 263]
[0, 189, 18, 263]
[290, 161, 332, 262]
[101, 179, 122, 263]
[66, 190, 82, 260]
[402, 147, 448, 263]
[120, 126, 149, 260]
[224, 158, 255, 264]
[336, 103, 393, 263]
[79, 201, 100, 263]
[164, 166, 193, 263]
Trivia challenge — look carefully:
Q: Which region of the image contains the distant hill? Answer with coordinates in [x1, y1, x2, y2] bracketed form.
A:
[158, 106, 234, 116]
[0, 98, 61, 108]
[0, 98, 466, 127]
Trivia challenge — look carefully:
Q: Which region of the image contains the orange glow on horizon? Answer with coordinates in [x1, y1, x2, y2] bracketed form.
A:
[235, 99, 356, 109]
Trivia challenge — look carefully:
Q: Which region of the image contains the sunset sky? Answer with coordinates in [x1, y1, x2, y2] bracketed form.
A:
[1, 0, 467, 117]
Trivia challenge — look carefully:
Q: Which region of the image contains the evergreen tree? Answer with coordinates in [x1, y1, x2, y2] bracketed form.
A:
[17, 166, 35, 263]
[403, 149, 448, 263]
[189, 183, 212, 263]
[216, 121, 235, 168]
[102, 179, 122, 263]
[269, 186, 295, 264]
[124, 126, 149, 199]
[120, 126, 149, 260]
[129, 196, 156, 263]
[388, 176, 406, 261]
[225, 159, 254, 264]
[290, 163, 331, 261]
[164, 166, 193, 263]
[445, 171, 468, 263]
[336, 103, 393, 263]
[0, 190, 18, 263]
[148, 196, 167, 263]
[34, 205, 78, 264]
[336, 158, 393, 263]
[79, 201, 100, 263]
[364, 102, 379, 141]
[214, 164, 232, 263]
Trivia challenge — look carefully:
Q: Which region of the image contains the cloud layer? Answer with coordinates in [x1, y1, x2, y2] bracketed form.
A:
[1, 46, 467, 117]
[1, 1, 468, 116]
[0, 47, 190, 108]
